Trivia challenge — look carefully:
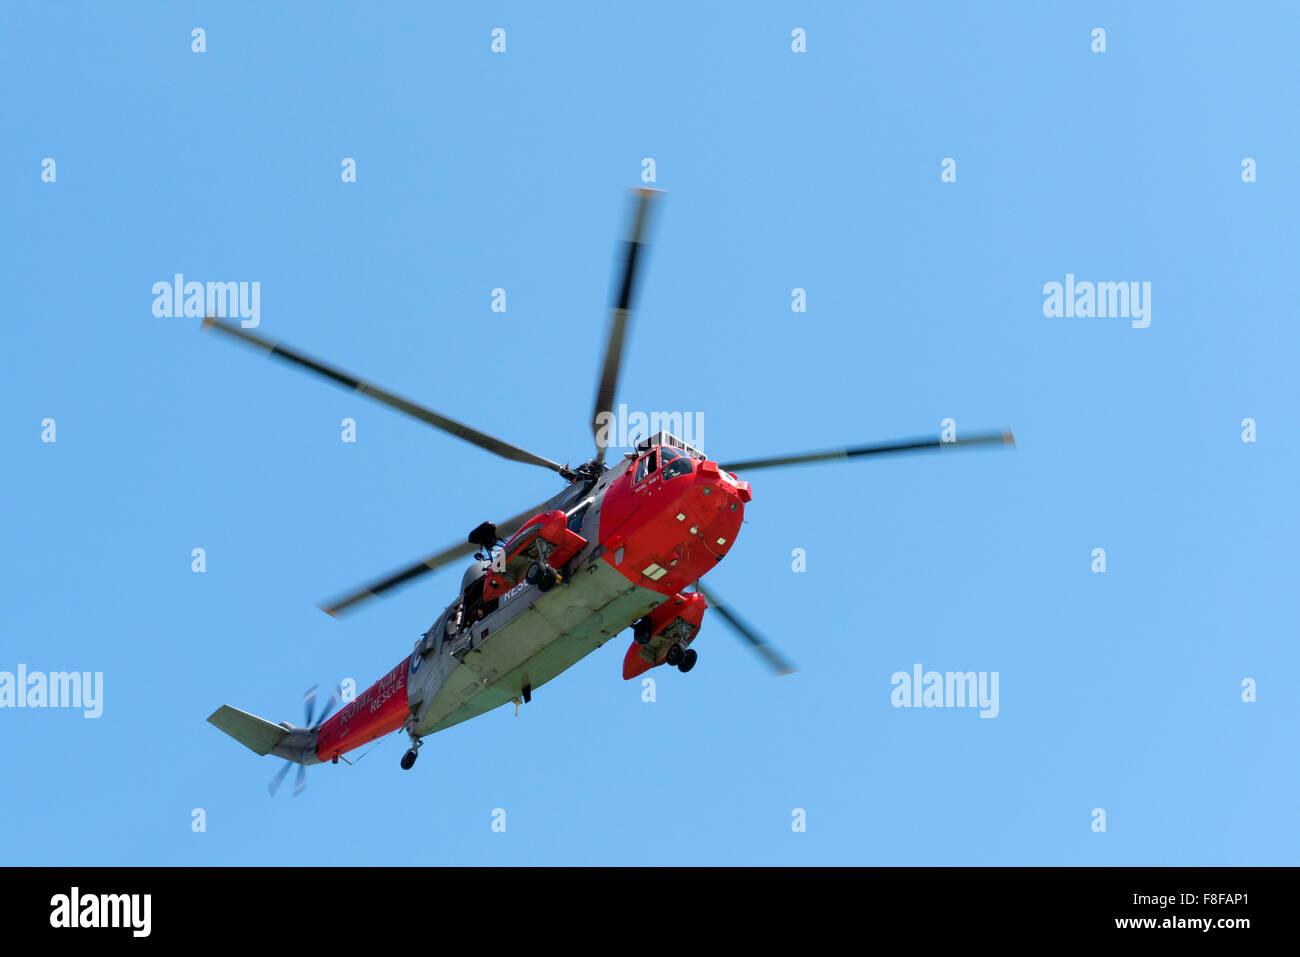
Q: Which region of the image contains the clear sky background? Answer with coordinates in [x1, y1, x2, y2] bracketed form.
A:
[3, 3, 1296, 865]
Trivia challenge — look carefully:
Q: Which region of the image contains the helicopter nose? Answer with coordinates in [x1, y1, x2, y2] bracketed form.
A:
[672, 460, 750, 562]
[604, 456, 753, 593]
[697, 460, 752, 505]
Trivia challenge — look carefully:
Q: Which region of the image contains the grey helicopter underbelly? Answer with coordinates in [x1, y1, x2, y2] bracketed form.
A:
[409, 557, 664, 736]
[403, 474, 665, 737]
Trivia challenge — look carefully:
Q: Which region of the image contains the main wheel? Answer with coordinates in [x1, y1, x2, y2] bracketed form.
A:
[678, 648, 698, 673]
[525, 562, 545, 586]
[401, 749, 418, 770]
[537, 565, 558, 591]
[665, 643, 684, 667]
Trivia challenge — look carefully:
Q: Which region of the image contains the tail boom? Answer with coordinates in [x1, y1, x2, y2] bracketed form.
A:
[206, 705, 322, 766]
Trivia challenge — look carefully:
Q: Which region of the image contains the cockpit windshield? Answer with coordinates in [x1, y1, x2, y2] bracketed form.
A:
[662, 451, 693, 480]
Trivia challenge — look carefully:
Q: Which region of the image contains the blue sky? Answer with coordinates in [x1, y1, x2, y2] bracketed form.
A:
[3, 2, 1296, 865]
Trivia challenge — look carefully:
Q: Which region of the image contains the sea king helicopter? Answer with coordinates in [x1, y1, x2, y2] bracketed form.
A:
[206, 189, 1014, 792]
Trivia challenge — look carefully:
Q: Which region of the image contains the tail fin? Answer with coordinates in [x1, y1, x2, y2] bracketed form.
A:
[207, 705, 288, 756]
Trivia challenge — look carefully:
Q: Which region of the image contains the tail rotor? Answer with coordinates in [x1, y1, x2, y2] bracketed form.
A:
[266, 683, 343, 797]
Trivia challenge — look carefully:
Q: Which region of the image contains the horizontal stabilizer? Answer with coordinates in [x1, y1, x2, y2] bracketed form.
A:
[207, 705, 289, 756]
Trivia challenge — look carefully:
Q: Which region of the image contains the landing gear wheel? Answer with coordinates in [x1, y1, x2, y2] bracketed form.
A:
[401, 749, 418, 770]
[678, 648, 698, 673]
[665, 643, 685, 667]
[633, 617, 653, 646]
[526, 562, 558, 592]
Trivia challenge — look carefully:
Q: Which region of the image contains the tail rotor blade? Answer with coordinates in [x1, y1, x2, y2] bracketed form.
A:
[311, 684, 344, 727]
[302, 685, 320, 726]
[294, 764, 308, 797]
[268, 761, 292, 797]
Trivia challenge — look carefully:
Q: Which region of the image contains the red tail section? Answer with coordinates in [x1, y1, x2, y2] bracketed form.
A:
[316, 659, 412, 762]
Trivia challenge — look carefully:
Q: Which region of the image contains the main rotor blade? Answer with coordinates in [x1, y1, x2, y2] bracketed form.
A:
[694, 582, 797, 676]
[719, 430, 1015, 474]
[202, 317, 566, 474]
[592, 188, 661, 463]
[318, 499, 552, 617]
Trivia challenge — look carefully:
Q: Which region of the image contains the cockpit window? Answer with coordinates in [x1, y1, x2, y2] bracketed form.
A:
[659, 446, 681, 462]
[634, 450, 658, 484]
[662, 456, 693, 480]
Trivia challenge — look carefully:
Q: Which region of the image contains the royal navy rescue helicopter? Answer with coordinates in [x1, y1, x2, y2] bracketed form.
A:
[206, 189, 1014, 789]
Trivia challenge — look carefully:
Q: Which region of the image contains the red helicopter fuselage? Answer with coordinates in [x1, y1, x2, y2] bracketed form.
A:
[313, 442, 751, 763]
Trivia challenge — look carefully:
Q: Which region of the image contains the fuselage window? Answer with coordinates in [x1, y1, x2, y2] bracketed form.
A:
[457, 576, 487, 631]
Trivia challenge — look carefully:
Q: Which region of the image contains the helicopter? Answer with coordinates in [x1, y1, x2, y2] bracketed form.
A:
[206, 188, 1014, 782]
